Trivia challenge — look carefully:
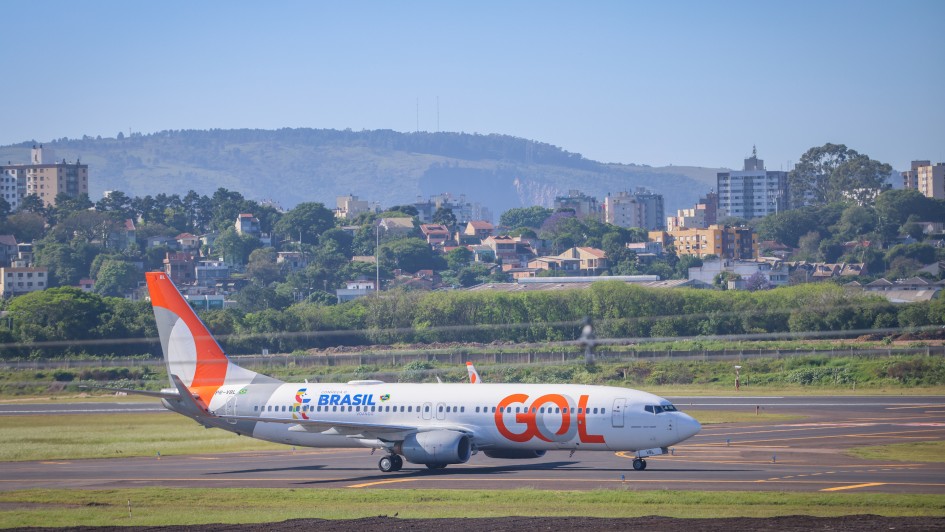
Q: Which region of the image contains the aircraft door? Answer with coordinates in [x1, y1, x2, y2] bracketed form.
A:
[611, 398, 626, 428]
[224, 395, 237, 424]
[435, 402, 447, 421]
[422, 402, 433, 420]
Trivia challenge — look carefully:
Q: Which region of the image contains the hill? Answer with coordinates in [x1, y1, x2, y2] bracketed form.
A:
[0, 129, 719, 216]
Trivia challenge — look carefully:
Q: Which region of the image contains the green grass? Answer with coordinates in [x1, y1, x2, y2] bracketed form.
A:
[847, 440, 945, 463]
[0, 413, 284, 461]
[0, 488, 942, 527]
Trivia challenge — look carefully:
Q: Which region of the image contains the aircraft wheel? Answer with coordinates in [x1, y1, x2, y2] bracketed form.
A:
[391, 454, 404, 471]
[632, 458, 647, 471]
[379, 455, 395, 473]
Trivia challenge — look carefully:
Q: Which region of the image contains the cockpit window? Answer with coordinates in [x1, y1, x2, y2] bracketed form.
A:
[645, 404, 677, 414]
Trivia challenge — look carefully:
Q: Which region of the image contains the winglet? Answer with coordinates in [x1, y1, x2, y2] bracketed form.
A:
[466, 361, 482, 384]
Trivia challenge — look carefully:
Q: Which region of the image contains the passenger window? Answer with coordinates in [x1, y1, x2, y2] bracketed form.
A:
[400, 406, 405, 412]
[460, 406, 465, 413]
[569, 408, 574, 414]
[593, 408, 598, 414]
[602, 408, 606, 414]
[540, 407, 545, 413]
[332, 406, 337, 412]
[492, 406, 497, 413]
[475, 407, 480, 413]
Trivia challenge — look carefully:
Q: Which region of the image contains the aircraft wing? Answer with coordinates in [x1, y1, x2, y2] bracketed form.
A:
[212, 413, 475, 440]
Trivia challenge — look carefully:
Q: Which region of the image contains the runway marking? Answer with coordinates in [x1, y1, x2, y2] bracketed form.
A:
[347, 478, 419, 488]
[39, 461, 70, 465]
[701, 427, 945, 446]
[886, 405, 939, 410]
[820, 482, 886, 492]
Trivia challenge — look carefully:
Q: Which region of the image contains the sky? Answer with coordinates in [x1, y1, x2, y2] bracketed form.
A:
[2, 1, 943, 172]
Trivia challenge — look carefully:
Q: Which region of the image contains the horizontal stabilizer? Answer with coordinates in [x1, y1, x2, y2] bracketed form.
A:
[79, 385, 180, 400]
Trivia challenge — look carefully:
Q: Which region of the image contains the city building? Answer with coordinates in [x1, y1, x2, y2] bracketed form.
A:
[0, 145, 89, 208]
[335, 194, 373, 219]
[667, 192, 718, 231]
[649, 225, 758, 260]
[554, 190, 600, 221]
[687, 259, 790, 288]
[336, 278, 376, 303]
[413, 193, 492, 224]
[0, 266, 49, 298]
[716, 148, 789, 219]
[603, 189, 666, 230]
[903, 161, 945, 200]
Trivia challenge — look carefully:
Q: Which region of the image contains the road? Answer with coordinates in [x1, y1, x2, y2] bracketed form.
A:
[1, 395, 943, 494]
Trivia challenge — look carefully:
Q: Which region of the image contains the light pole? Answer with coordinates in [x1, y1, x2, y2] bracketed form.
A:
[375, 222, 380, 293]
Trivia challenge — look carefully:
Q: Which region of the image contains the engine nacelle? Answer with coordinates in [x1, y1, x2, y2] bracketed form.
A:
[483, 449, 547, 460]
[397, 430, 471, 465]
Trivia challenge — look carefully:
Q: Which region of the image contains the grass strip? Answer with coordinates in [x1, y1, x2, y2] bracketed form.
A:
[0, 488, 943, 527]
[0, 413, 283, 461]
[847, 440, 945, 463]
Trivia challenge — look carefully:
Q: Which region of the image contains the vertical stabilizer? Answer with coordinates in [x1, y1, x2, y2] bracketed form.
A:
[145, 272, 277, 391]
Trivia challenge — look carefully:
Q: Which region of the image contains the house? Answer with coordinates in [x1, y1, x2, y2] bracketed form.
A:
[163, 252, 196, 286]
[195, 260, 230, 287]
[77, 278, 95, 292]
[527, 256, 581, 274]
[463, 220, 495, 240]
[235, 213, 261, 236]
[379, 217, 415, 236]
[336, 278, 376, 302]
[277, 251, 309, 272]
[0, 267, 49, 298]
[175, 233, 200, 251]
[0, 235, 17, 267]
[106, 219, 137, 251]
[688, 259, 790, 288]
[483, 236, 536, 268]
[420, 224, 451, 247]
[557, 247, 608, 274]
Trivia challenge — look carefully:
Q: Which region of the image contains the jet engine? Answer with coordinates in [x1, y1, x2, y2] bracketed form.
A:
[397, 430, 472, 465]
[483, 450, 547, 459]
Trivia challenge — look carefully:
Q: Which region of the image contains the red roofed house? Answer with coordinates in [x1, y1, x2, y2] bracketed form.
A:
[557, 247, 608, 274]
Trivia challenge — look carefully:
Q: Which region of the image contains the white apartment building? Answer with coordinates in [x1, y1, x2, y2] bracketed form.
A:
[717, 148, 789, 220]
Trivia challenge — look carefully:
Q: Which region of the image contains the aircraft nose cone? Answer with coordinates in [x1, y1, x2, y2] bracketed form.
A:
[678, 414, 701, 440]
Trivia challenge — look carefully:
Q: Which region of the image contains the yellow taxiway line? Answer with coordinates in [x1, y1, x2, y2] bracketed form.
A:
[820, 482, 886, 492]
[347, 478, 419, 488]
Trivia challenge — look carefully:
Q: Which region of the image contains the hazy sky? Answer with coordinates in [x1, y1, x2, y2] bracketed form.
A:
[2, 1, 943, 171]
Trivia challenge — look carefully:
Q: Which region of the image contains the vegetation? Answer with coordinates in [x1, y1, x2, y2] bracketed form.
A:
[0, 488, 942, 527]
[848, 441, 945, 463]
[4, 352, 944, 399]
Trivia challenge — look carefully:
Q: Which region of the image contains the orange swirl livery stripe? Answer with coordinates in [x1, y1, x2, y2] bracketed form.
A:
[146, 272, 228, 397]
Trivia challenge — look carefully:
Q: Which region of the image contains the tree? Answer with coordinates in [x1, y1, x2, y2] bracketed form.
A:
[4, 212, 46, 242]
[319, 228, 354, 257]
[0, 196, 10, 219]
[95, 190, 135, 221]
[499, 206, 553, 229]
[445, 246, 473, 271]
[789, 143, 891, 207]
[274, 202, 335, 246]
[380, 237, 446, 273]
[432, 207, 457, 229]
[18, 194, 46, 215]
[32, 239, 98, 286]
[213, 227, 262, 266]
[93, 260, 140, 297]
[7, 287, 108, 344]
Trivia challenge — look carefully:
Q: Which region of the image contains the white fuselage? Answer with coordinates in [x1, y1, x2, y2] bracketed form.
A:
[186, 381, 701, 453]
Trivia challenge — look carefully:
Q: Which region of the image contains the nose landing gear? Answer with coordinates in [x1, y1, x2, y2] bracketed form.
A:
[632, 458, 647, 471]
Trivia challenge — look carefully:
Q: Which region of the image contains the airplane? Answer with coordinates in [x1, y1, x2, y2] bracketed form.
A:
[117, 272, 701, 473]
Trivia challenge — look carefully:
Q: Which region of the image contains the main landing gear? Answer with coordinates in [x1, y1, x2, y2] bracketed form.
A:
[378, 454, 404, 472]
[632, 458, 647, 471]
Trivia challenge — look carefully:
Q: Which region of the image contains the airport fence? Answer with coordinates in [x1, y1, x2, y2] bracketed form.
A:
[2, 344, 943, 370]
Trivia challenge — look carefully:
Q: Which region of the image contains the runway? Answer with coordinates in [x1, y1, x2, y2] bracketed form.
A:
[1, 395, 943, 494]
